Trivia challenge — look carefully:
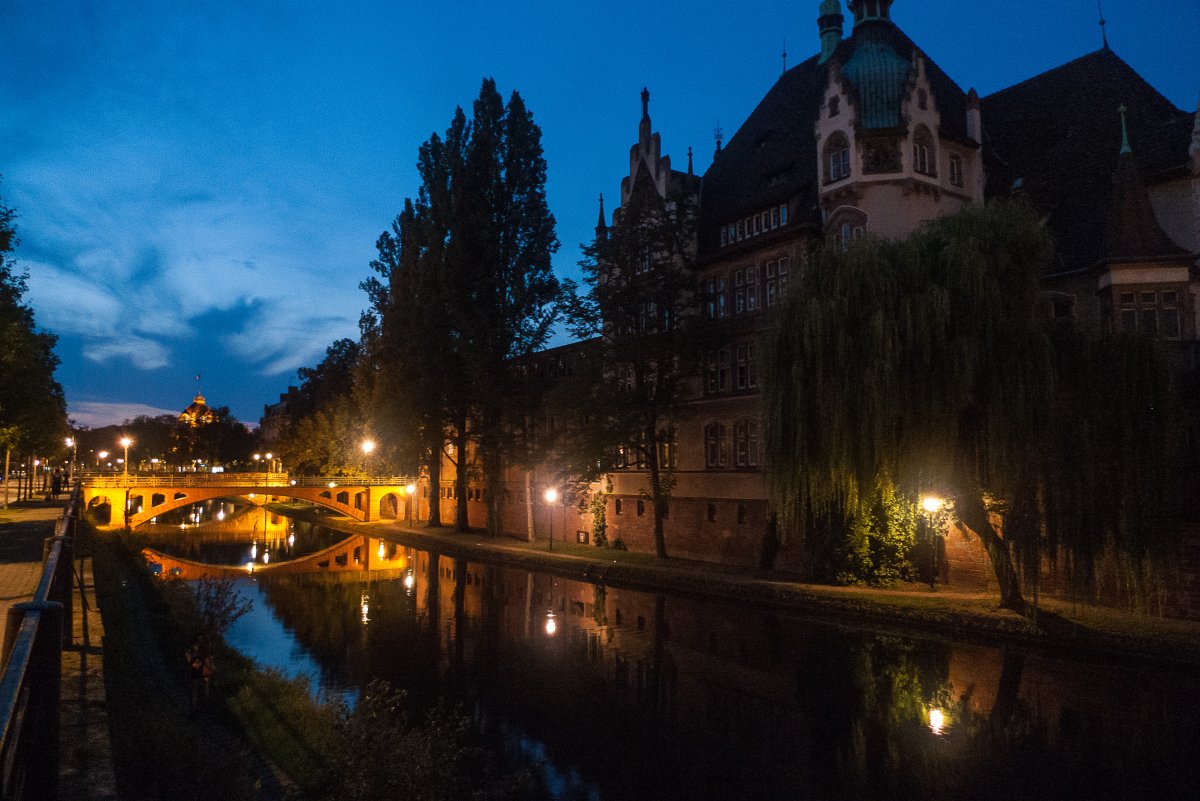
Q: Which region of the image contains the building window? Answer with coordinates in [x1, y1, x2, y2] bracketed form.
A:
[718, 349, 730, 390]
[719, 227, 727, 246]
[636, 499, 645, 517]
[707, 503, 717, 522]
[704, 423, 728, 468]
[917, 88, 928, 110]
[657, 428, 677, 470]
[1120, 289, 1181, 339]
[717, 277, 727, 317]
[737, 504, 748, 525]
[780, 204, 788, 225]
[913, 125, 936, 176]
[734, 420, 759, 467]
[948, 153, 963, 187]
[771, 208, 780, 228]
[825, 133, 851, 183]
[828, 96, 840, 117]
[746, 265, 759, 311]
[614, 498, 623, 515]
[735, 344, 757, 390]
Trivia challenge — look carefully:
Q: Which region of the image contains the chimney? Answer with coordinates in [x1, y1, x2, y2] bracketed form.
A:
[966, 88, 982, 144]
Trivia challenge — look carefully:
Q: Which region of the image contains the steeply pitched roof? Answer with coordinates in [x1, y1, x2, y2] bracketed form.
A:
[698, 18, 970, 254]
[1101, 147, 1192, 263]
[981, 48, 1194, 273]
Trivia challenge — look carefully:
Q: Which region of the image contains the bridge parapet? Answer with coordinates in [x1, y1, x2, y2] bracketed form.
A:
[81, 474, 417, 528]
[82, 474, 414, 489]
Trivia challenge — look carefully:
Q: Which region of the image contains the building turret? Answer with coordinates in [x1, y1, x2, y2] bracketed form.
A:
[818, 0, 844, 64]
[847, 0, 893, 26]
[595, 193, 607, 239]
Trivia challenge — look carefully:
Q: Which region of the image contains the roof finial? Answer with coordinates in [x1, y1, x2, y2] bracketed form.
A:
[1119, 104, 1131, 154]
[641, 86, 650, 119]
[687, 146, 694, 175]
[596, 193, 607, 234]
[1097, 1, 1110, 49]
[714, 123, 723, 155]
[782, 38, 788, 75]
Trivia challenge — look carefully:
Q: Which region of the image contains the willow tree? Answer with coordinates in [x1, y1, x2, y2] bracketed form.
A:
[763, 200, 1185, 612]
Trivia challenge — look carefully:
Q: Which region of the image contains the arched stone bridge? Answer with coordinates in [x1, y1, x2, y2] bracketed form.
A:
[82, 473, 417, 528]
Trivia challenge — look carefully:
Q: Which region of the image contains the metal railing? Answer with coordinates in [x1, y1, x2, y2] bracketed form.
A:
[82, 473, 415, 489]
[0, 491, 78, 801]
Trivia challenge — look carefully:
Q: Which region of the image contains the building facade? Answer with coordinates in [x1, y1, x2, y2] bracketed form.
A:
[437, 1, 1199, 594]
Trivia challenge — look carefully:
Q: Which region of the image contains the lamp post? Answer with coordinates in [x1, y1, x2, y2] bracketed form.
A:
[920, 495, 945, 590]
[253, 453, 262, 472]
[119, 437, 132, 482]
[361, 439, 376, 477]
[543, 487, 559, 551]
[65, 437, 76, 484]
[405, 481, 417, 526]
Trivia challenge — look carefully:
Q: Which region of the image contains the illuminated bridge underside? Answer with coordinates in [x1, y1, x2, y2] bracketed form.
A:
[82, 475, 415, 528]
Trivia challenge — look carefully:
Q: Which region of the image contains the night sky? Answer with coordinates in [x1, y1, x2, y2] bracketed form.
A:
[2, 1, 1196, 428]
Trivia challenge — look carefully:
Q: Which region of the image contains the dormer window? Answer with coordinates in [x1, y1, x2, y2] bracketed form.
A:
[825, 132, 851, 183]
[912, 125, 936, 177]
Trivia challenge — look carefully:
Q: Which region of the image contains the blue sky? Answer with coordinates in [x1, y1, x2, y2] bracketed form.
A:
[2, 1, 1196, 428]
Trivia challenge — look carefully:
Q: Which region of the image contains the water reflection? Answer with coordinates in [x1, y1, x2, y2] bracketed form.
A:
[143, 510, 1200, 800]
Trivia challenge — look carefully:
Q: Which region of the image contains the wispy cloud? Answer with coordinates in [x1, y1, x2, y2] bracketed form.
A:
[69, 401, 180, 429]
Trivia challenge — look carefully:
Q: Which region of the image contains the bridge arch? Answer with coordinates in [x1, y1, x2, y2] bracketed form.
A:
[81, 476, 416, 529]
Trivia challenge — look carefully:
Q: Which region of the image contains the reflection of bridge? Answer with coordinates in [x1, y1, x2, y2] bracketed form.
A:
[142, 533, 412, 580]
[81, 473, 417, 528]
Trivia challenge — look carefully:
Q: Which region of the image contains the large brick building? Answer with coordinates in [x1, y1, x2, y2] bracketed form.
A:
[436, 1, 1199, 585]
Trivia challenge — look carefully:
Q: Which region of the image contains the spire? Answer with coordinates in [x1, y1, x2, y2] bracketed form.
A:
[595, 193, 607, 237]
[818, 0, 844, 64]
[1100, 105, 1191, 263]
[640, 86, 650, 119]
[714, 123, 723, 157]
[782, 38, 788, 74]
[1118, 103, 1131, 154]
[687, 146, 694, 176]
[1097, 1, 1110, 49]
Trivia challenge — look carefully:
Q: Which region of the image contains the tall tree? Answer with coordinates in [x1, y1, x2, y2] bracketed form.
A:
[366, 81, 558, 534]
[0, 180, 68, 469]
[568, 183, 718, 558]
[277, 339, 366, 474]
[762, 200, 1186, 612]
[453, 80, 560, 536]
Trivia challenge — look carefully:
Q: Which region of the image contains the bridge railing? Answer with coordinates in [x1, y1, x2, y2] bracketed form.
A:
[82, 473, 416, 489]
[0, 488, 78, 801]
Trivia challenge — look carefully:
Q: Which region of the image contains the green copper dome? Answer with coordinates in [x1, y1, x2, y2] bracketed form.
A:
[841, 24, 910, 129]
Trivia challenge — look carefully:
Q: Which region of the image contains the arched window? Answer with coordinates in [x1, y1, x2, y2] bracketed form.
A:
[826, 207, 868, 251]
[912, 125, 936, 177]
[824, 132, 851, 183]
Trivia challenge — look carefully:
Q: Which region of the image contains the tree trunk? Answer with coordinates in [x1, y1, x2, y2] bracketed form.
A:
[482, 446, 503, 538]
[954, 488, 1026, 613]
[426, 438, 443, 527]
[524, 471, 534, 542]
[453, 423, 469, 532]
[646, 429, 668, 559]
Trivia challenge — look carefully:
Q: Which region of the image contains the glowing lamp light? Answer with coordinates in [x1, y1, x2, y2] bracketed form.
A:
[403, 572, 415, 590]
[250, 542, 258, 559]
[361, 439, 376, 455]
[288, 533, 295, 547]
[246, 562, 255, 575]
[119, 437, 132, 449]
[262, 551, 269, 564]
[544, 610, 558, 636]
[98, 451, 109, 460]
[543, 488, 559, 504]
[921, 495, 944, 514]
[377, 542, 386, 559]
[405, 482, 417, 496]
[290, 479, 297, 486]
[328, 481, 337, 489]
[929, 707, 946, 735]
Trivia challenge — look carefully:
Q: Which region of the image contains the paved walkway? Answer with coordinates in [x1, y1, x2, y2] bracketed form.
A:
[0, 500, 121, 799]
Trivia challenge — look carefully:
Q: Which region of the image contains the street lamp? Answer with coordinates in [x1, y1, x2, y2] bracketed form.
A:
[65, 437, 76, 484]
[920, 494, 945, 590]
[543, 487, 559, 551]
[405, 481, 417, 526]
[253, 453, 262, 472]
[97, 450, 109, 471]
[119, 437, 132, 481]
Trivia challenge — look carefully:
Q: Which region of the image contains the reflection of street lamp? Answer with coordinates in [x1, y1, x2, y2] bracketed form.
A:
[543, 487, 559, 551]
[544, 609, 557, 636]
[97, 451, 109, 471]
[920, 495, 945, 590]
[928, 707, 947, 735]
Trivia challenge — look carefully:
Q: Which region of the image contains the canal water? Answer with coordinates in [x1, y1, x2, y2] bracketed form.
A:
[144, 503, 1200, 801]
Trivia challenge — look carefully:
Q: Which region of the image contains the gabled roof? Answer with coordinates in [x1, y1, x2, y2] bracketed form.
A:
[1101, 147, 1192, 263]
[698, 18, 970, 254]
[981, 48, 1194, 273]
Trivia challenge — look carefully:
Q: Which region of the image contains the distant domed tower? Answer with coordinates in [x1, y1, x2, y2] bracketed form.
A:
[179, 393, 216, 427]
